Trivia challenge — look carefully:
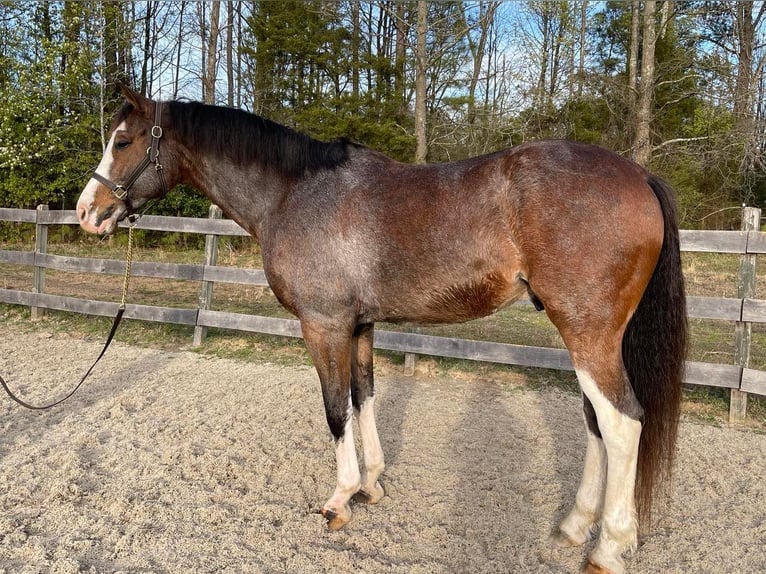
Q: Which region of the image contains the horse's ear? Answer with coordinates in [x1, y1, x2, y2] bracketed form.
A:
[118, 84, 154, 119]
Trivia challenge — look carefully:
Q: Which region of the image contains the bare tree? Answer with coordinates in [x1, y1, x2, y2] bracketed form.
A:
[415, 0, 428, 163]
[633, 0, 657, 167]
[140, 0, 154, 95]
[518, 1, 578, 111]
[173, 1, 186, 99]
[627, 0, 641, 116]
[733, 0, 766, 192]
[576, 0, 588, 98]
[394, 1, 408, 117]
[351, 0, 360, 100]
[226, 0, 234, 106]
[203, 1, 220, 104]
[461, 1, 500, 125]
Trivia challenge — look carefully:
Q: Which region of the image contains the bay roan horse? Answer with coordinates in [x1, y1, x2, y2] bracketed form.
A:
[77, 86, 686, 574]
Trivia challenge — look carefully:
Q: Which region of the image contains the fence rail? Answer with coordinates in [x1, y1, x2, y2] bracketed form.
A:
[1, 206, 764, 421]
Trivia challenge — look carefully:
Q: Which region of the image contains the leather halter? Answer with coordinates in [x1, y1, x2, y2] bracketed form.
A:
[92, 101, 168, 204]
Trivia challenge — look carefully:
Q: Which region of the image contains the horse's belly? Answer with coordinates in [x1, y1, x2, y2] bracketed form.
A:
[378, 270, 527, 325]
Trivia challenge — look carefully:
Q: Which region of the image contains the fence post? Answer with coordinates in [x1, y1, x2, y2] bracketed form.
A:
[31, 204, 48, 320]
[193, 204, 222, 346]
[404, 350, 417, 376]
[730, 206, 760, 423]
[404, 326, 422, 376]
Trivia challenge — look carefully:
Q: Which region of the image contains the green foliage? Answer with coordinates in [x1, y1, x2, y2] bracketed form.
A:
[591, 2, 632, 75]
[245, 0, 350, 122]
[243, 1, 416, 162]
[0, 1, 101, 211]
[0, 1, 762, 237]
[151, 185, 211, 219]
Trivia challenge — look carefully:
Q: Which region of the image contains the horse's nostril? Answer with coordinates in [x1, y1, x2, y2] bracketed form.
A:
[77, 204, 87, 222]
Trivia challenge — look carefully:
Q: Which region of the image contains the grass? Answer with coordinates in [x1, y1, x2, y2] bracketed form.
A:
[1, 237, 765, 428]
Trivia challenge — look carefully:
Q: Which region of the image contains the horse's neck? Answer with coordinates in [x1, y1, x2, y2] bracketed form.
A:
[184, 156, 288, 242]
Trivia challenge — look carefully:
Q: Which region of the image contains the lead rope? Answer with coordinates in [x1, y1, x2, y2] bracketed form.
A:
[0, 218, 137, 410]
[120, 223, 135, 309]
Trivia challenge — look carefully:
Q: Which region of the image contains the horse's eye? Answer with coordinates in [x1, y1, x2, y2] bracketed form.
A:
[115, 140, 131, 150]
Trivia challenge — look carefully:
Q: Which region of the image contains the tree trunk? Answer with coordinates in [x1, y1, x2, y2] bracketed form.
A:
[174, 1, 186, 98]
[548, 5, 568, 105]
[226, 0, 234, 107]
[140, 0, 153, 95]
[351, 0, 360, 100]
[465, 1, 498, 125]
[102, 1, 122, 96]
[627, 0, 641, 116]
[659, 0, 674, 39]
[252, 2, 274, 115]
[577, 0, 587, 98]
[733, 1, 755, 132]
[732, 0, 766, 201]
[236, 1, 242, 107]
[633, 0, 656, 167]
[203, 0, 220, 104]
[394, 2, 407, 118]
[199, 2, 205, 99]
[537, 6, 550, 109]
[414, 0, 428, 164]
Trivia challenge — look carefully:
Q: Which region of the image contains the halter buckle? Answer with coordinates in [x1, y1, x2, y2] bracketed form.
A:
[151, 125, 163, 139]
[113, 185, 128, 200]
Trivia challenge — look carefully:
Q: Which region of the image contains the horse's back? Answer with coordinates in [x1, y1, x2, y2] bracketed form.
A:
[362, 140, 663, 326]
[266, 140, 664, 328]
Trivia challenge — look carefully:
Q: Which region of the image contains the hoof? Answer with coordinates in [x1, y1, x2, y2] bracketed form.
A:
[320, 504, 351, 530]
[582, 560, 617, 574]
[551, 521, 595, 548]
[550, 529, 582, 548]
[353, 482, 385, 505]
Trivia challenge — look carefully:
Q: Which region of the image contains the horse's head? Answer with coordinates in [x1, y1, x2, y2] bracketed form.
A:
[77, 86, 174, 234]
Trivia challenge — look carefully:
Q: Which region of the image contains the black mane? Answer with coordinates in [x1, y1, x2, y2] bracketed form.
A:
[118, 100, 354, 178]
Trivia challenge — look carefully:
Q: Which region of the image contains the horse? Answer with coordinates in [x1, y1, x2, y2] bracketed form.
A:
[76, 86, 687, 574]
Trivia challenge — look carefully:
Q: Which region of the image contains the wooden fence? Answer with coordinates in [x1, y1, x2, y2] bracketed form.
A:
[1, 205, 764, 422]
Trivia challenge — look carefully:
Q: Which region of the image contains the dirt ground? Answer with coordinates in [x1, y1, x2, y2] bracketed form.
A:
[1, 324, 765, 574]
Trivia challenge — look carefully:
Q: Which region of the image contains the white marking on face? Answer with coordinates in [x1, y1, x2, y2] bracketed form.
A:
[77, 122, 126, 232]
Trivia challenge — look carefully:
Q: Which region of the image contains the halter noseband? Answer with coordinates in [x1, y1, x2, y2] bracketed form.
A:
[92, 101, 167, 204]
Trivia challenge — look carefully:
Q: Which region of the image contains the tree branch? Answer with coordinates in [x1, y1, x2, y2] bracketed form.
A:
[652, 136, 710, 152]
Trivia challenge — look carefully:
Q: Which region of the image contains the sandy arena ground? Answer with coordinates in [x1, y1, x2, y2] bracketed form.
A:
[0, 324, 765, 573]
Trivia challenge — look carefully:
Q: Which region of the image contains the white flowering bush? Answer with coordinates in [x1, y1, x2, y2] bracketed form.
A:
[0, 4, 102, 210]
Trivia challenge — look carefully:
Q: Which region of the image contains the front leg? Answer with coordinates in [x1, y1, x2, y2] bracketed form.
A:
[301, 318, 361, 530]
[351, 323, 385, 504]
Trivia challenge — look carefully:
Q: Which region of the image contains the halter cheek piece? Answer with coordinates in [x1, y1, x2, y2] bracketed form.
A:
[91, 101, 168, 206]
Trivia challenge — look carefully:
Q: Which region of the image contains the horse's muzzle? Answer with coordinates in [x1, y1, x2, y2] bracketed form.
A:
[76, 185, 128, 235]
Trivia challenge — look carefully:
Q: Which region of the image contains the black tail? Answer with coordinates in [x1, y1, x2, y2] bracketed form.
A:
[622, 174, 688, 524]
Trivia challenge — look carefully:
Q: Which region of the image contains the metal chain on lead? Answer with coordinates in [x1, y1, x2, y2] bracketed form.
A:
[120, 220, 136, 310]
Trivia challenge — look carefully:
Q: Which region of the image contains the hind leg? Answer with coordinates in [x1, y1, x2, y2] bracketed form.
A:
[351, 323, 385, 504]
[553, 396, 606, 547]
[575, 354, 643, 574]
[301, 318, 361, 530]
